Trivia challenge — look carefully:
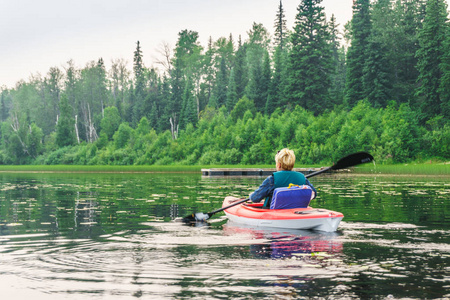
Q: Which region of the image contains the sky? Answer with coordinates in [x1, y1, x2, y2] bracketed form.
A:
[0, 0, 441, 90]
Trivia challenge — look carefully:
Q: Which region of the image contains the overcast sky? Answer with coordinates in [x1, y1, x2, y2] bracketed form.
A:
[0, 0, 447, 89]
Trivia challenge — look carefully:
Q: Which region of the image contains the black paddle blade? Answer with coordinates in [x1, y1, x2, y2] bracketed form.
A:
[182, 214, 197, 223]
[182, 212, 211, 223]
[331, 152, 374, 170]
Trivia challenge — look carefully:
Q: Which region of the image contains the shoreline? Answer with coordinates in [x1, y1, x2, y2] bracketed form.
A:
[0, 161, 447, 176]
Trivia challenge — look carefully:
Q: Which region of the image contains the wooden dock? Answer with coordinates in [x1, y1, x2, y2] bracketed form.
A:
[201, 168, 323, 176]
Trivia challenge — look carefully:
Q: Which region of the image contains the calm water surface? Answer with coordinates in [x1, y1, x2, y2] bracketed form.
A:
[0, 172, 449, 299]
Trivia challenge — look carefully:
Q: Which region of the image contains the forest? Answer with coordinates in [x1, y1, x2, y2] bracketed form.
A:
[0, 0, 449, 166]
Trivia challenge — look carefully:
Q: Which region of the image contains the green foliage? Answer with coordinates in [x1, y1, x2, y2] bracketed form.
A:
[230, 96, 256, 122]
[1, 0, 450, 166]
[100, 106, 121, 140]
[56, 94, 76, 148]
[113, 122, 135, 149]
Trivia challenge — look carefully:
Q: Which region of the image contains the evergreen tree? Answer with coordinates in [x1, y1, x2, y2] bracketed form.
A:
[95, 58, 108, 113]
[362, 35, 392, 107]
[286, 0, 333, 114]
[245, 23, 271, 112]
[390, 0, 425, 103]
[168, 58, 184, 139]
[202, 37, 215, 106]
[274, 0, 288, 50]
[416, 0, 449, 121]
[363, 0, 393, 108]
[328, 14, 346, 107]
[266, 46, 285, 114]
[211, 56, 228, 108]
[261, 51, 272, 110]
[133, 41, 146, 127]
[267, 1, 289, 114]
[158, 75, 171, 132]
[180, 76, 198, 128]
[172, 30, 203, 126]
[214, 35, 235, 70]
[145, 68, 161, 128]
[345, 0, 372, 107]
[440, 21, 450, 118]
[65, 60, 78, 110]
[226, 68, 239, 111]
[233, 36, 248, 100]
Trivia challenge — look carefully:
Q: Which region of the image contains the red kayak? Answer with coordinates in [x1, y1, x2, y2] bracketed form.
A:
[222, 197, 344, 232]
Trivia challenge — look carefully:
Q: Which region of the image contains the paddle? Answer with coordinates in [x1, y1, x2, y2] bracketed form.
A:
[182, 151, 374, 223]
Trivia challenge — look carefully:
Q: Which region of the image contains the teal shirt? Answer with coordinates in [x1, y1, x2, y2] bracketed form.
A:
[273, 171, 306, 188]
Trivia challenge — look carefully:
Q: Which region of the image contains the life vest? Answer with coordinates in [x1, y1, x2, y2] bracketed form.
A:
[264, 171, 306, 208]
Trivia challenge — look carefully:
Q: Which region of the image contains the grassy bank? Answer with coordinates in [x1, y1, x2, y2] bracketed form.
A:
[0, 165, 201, 173]
[0, 163, 448, 175]
[355, 162, 450, 175]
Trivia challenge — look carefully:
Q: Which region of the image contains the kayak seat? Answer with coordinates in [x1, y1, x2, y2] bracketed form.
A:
[270, 184, 313, 210]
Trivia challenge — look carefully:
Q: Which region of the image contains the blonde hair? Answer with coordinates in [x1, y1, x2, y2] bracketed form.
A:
[275, 148, 296, 171]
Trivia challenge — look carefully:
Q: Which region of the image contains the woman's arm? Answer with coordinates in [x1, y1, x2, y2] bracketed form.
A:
[249, 176, 274, 202]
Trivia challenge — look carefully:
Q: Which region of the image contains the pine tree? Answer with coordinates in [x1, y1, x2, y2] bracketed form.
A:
[246, 55, 264, 111]
[180, 76, 197, 128]
[268, 1, 290, 114]
[345, 0, 372, 108]
[202, 37, 215, 105]
[439, 23, 450, 118]
[172, 30, 203, 126]
[286, 0, 333, 114]
[261, 51, 272, 111]
[245, 23, 271, 112]
[226, 68, 238, 111]
[416, 0, 449, 120]
[233, 36, 248, 100]
[211, 56, 228, 108]
[158, 75, 171, 132]
[390, 0, 425, 103]
[168, 58, 184, 139]
[328, 15, 346, 107]
[95, 58, 108, 113]
[145, 68, 161, 128]
[363, 0, 393, 108]
[133, 41, 146, 127]
[362, 35, 392, 107]
[274, 0, 288, 50]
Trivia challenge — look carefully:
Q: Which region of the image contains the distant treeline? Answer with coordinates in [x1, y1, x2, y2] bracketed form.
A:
[0, 0, 449, 165]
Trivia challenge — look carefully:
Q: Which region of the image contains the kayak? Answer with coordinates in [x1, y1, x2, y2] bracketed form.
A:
[222, 196, 344, 232]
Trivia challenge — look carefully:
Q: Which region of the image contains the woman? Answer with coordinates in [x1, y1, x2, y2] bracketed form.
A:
[249, 148, 317, 208]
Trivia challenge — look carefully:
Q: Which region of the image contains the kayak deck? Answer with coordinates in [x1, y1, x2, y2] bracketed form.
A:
[223, 197, 343, 232]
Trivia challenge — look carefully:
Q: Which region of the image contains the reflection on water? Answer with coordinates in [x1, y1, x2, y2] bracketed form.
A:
[0, 173, 449, 299]
[223, 223, 343, 260]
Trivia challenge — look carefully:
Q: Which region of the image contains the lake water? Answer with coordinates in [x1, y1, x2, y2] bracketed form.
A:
[0, 172, 449, 299]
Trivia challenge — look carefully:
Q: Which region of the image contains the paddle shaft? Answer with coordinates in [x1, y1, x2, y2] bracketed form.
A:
[304, 166, 332, 179]
[208, 198, 250, 216]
